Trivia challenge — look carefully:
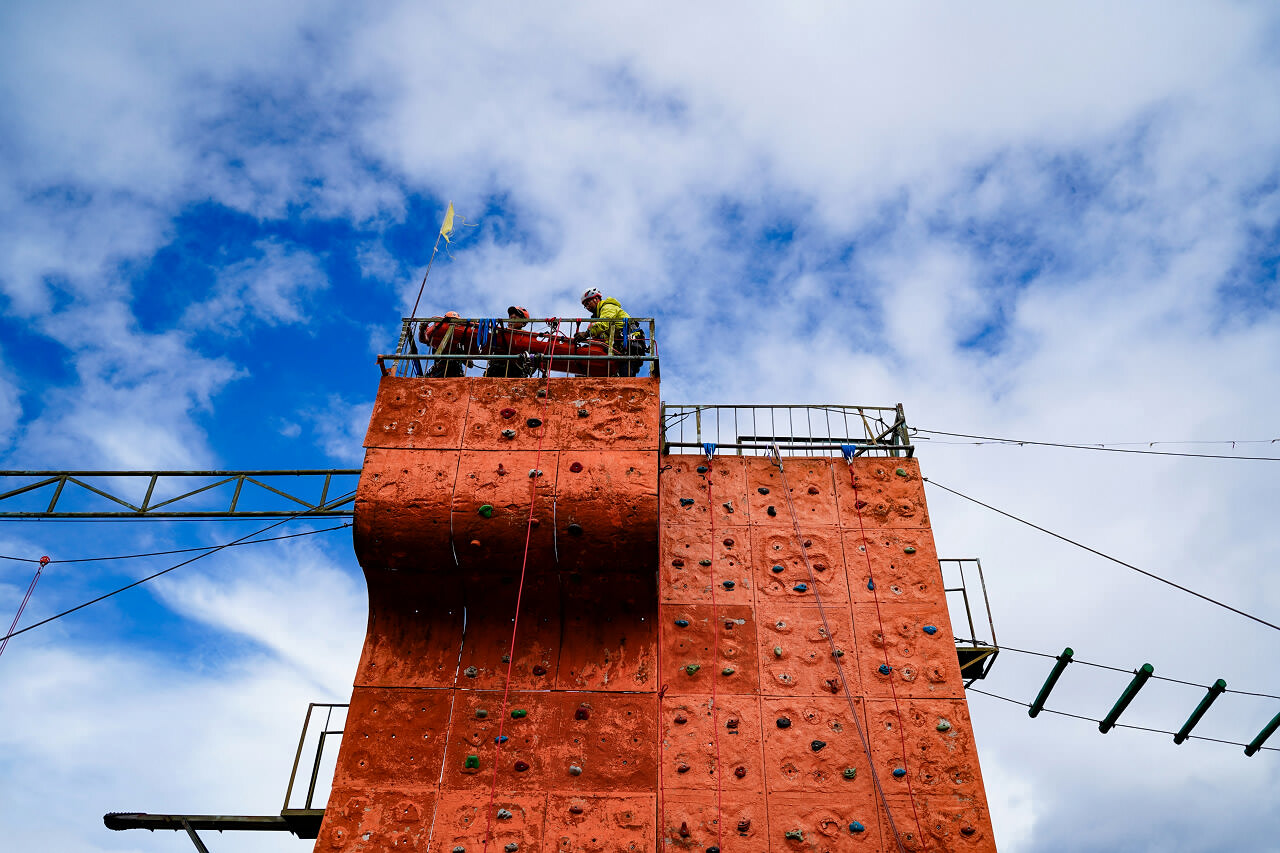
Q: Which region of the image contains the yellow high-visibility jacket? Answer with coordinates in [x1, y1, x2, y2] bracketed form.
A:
[587, 297, 639, 349]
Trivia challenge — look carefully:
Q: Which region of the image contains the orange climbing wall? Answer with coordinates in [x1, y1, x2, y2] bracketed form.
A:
[657, 456, 996, 851]
[318, 373, 997, 852]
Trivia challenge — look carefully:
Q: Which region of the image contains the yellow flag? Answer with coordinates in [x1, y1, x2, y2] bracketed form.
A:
[440, 202, 456, 243]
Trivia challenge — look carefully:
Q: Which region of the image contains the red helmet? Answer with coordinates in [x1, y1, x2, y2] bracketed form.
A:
[443, 311, 461, 319]
[580, 288, 602, 307]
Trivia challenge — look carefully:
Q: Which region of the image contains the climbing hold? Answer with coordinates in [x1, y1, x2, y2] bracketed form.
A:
[674, 619, 689, 628]
[674, 715, 688, 725]
[879, 664, 892, 675]
[569, 764, 582, 776]
[496, 809, 513, 820]
[867, 579, 875, 591]
[684, 664, 701, 675]
[567, 523, 583, 536]
[505, 844, 518, 853]
[776, 717, 792, 729]
[737, 819, 751, 833]
[849, 821, 865, 834]
[696, 465, 708, 473]
[568, 805, 583, 815]
[723, 537, 734, 547]
[511, 709, 528, 719]
[811, 740, 826, 752]
[785, 829, 804, 842]
[775, 620, 786, 629]
[536, 388, 547, 398]
[529, 468, 542, 478]
[575, 705, 590, 721]
[937, 719, 952, 732]
[832, 649, 845, 658]
[680, 498, 695, 507]
[773, 646, 783, 657]
[577, 408, 589, 418]
[495, 735, 509, 744]
[707, 847, 720, 853]
[814, 564, 827, 572]
[726, 718, 739, 729]
[454, 846, 466, 853]
[807, 486, 819, 495]
[895, 467, 908, 477]
[677, 762, 691, 773]
[476, 709, 488, 719]
[679, 822, 691, 838]
[758, 487, 770, 495]
[514, 760, 530, 772]
[502, 429, 516, 439]
[893, 767, 906, 777]
[722, 580, 735, 590]
[923, 625, 938, 635]
[733, 766, 746, 778]
[903, 546, 917, 554]
[793, 583, 807, 592]
[465, 754, 480, 769]
[854, 499, 868, 509]
[771, 564, 784, 573]
[767, 506, 777, 516]
[478, 504, 494, 518]
[464, 666, 479, 678]
[569, 461, 584, 473]
[722, 501, 735, 513]
[501, 654, 511, 663]
[803, 539, 812, 548]
[843, 767, 858, 780]
[825, 678, 841, 694]
[961, 827, 976, 837]
[721, 666, 736, 676]
[699, 559, 712, 566]
[500, 408, 516, 419]
[723, 620, 735, 630]
[532, 665, 548, 676]
[526, 418, 543, 428]
[672, 557, 685, 567]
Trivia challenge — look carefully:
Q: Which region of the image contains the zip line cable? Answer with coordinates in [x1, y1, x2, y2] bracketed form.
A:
[914, 428, 1280, 461]
[955, 638, 1280, 701]
[0, 490, 358, 646]
[0, 523, 352, 565]
[923, 478, 1280, 633]
[966, 686, 1280, 753]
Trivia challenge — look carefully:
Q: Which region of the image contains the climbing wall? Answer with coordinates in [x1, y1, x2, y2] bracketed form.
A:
[315, 376, 661, 853]
[657, 456, 996, 851]
[317, 372, 996, 852]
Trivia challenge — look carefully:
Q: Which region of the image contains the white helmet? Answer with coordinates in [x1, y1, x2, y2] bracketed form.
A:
[581, 287, 602, 307]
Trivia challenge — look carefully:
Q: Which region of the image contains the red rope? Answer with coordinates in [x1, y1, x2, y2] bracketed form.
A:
[706, 474, 723, 852]
[848, 462, 927, 850]
[480, 369, 555, 852]
[0, 557, 48, 660]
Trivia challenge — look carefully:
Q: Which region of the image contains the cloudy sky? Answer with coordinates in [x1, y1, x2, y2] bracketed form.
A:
[2, 2, 1279, 850]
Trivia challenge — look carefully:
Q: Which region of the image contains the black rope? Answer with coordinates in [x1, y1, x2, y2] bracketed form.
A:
[914, 428, 1280, 461]
[966, 686, 1279, 752]
[0, 523, 351, 565]
[0, 491, 357, 645]
[923, 478, 1280, 633]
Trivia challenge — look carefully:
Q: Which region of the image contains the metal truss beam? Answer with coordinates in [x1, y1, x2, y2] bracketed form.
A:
[0, 470, 359, 519]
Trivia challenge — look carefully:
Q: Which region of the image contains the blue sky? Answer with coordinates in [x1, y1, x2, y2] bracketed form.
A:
[2, 3, 1280, 851]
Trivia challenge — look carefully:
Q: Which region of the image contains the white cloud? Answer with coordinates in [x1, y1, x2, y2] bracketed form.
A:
[183, 239, 330, 333]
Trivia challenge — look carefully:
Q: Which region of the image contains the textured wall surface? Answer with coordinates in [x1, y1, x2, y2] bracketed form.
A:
[317, 375, 995, 852]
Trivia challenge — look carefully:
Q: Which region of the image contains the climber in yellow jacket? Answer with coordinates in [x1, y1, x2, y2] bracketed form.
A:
[573, 288, 647, 376]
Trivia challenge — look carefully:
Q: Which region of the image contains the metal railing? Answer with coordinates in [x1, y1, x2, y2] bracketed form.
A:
[940, 557, 999, 683]
[283, 703, 347, 813]
[660, 404, 912, 457]
[378, 316, 659, 379]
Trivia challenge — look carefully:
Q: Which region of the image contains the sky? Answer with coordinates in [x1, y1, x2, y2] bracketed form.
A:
[1, 2, 1279, 850]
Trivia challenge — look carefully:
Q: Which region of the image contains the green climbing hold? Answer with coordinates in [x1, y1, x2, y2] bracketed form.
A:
[722, 666, 736, 676]
[843, 767, 858, 780]
[785, 830, 804, 842]
[475, 709, 488, 719]
[832, 649, 845, 658]
[464, 754, 480, 769]
[685, 664, 701, 675]
[773, 646, 783, 657]
[478, 504, 494, 518]
[903, 545, 916, 554]
[936, 719, 952, 732]
[699, 559, 712, 566]
[511, 709, 528, 719]
[895, 467, 908, 477]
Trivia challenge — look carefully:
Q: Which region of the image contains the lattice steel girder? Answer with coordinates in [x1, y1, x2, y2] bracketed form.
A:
[0, 470, 359, 518]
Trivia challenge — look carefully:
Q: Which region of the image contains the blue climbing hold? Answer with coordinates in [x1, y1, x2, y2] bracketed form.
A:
[495, 735, 509, 744]
[867, 579, 875, 591]
[922, 625, 938, 635]
[696, 466, 708, 474]
[793, 583, 808, 592]
[680, 498, 695, 507]
[771, 564, 784, 573]
[674, 619, 689, 628]
[878, 664, 892, 675]
[893, 767, 906, 778]
[849, 821, 865, 834]
[722, 580, 735, 590]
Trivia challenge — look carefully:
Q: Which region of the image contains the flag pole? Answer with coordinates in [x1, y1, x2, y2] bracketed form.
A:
[409, 202, 455, 320]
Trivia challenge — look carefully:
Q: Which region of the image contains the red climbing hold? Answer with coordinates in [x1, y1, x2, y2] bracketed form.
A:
[500, 408, 517, 419]
[855, 499, 868, 509]
[532, 665, 548, 676]
[679, 822, 691, 838]
[575, 705, 590, 721]
[513, 761, 530, 772]
[807, 486, 819, 495]
[734, 766, 747, 778]
[569, 461, 584, 473]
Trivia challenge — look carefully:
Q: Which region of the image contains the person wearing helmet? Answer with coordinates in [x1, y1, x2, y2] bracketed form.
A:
[574, 289, 647, 376]
[419, 311, 470, 377]
[484, 306, 535, 377]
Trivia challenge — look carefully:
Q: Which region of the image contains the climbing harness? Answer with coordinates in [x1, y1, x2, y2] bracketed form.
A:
[770, 447, 916, 853]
